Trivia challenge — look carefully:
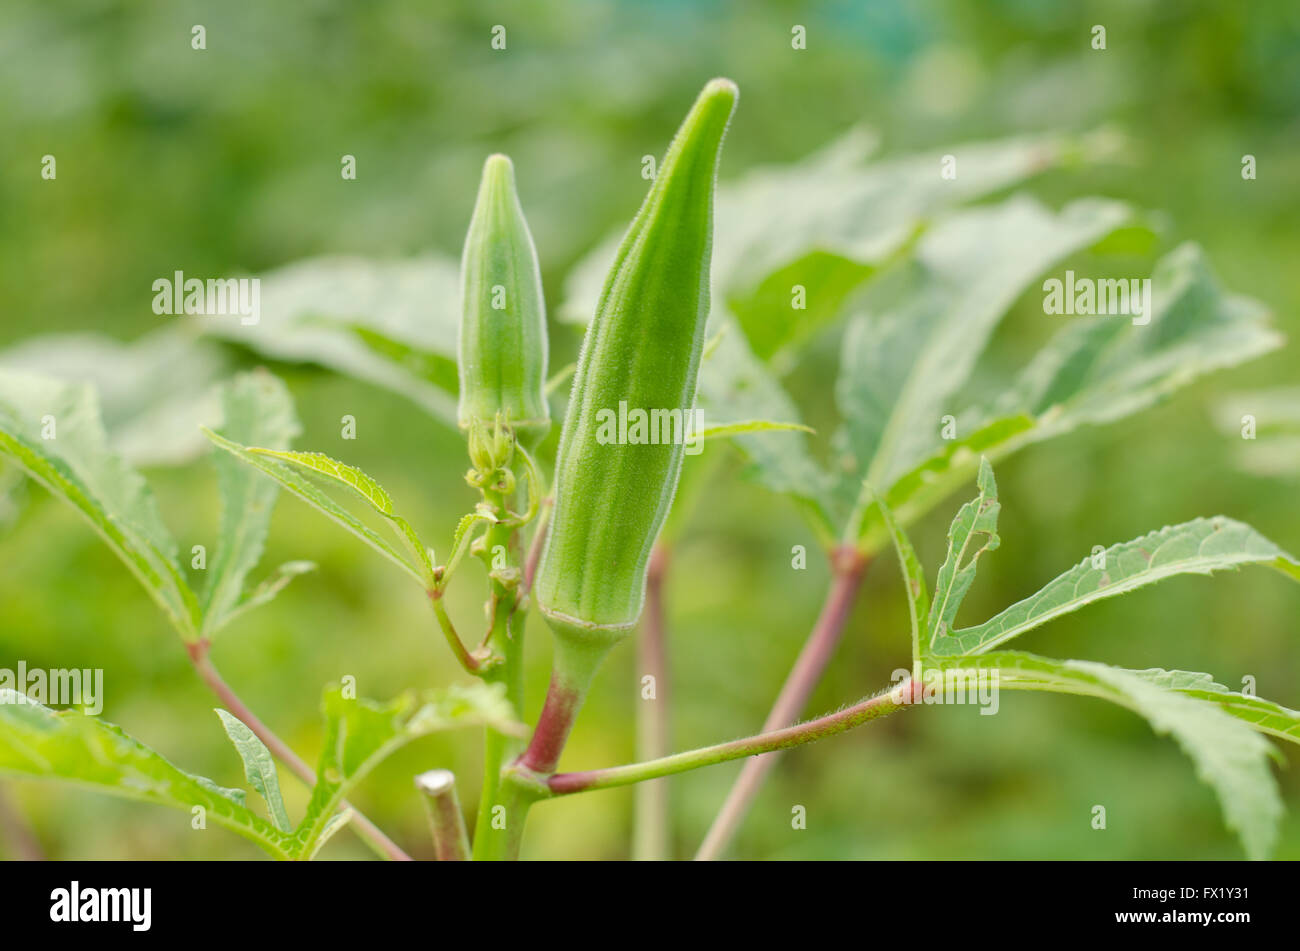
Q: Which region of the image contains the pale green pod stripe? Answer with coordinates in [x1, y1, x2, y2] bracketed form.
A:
[537, 79, 739, 640]
[457, 154, 550, 435]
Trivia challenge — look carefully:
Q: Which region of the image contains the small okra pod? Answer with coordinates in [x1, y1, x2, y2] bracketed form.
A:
[457, 154, 550, 444]
[527, 80, 738, 749]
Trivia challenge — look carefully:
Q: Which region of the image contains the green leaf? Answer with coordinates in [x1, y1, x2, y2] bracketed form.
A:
[215, 709, 292, 833]
[921, 652, 1282, 859]
[695, 315, 835, 540]
[245, 448, 435, 585]
[203, 429, 425, 585]
[0, 328, 230, 467]
[213, 560, 317, 632]
[867, 488, 929, 671]
[926, 458, 1000, 652]
[930, 516, 1299, 657]
[853, 414, 1035, 555]
[973, 243, 1281, 453]
[201, 372, 303, 638]
[0, 371, 200, 639]
[0, 689, 293, 858]
[1144, 672, 1300, 747]
[837, 196, 1135, 490]
[289, 682, 523, 860]
[201, 255, 462, 426]
[843, 247, 1277, 556]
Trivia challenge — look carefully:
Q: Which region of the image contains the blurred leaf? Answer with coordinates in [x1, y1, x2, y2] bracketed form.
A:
[1211, 386, 1300, 478]
[836, 196, 1134, 491]
[246, 447, 436, 585]
[201, 371, 304, 638]
[696, 419, 815, 440]
[0, 690, 292, 859]
[0, 371, 200, 638]
[561, 130, 1093, 328]
[976, 243, 1282, 446]
[853, 244, 1280, 552]
[289, 682, 523, 860]
[696, 317, 835, 538]
[930, 517, 1300, 658]
[201, 256, 462, 427]
[1142, 671, 1300, 746]
[203, 429, 425, 584]
[921, 653, 1283, 860]
[926, 457, 1000, 652]
[0, 328, 229, 467]
[215, 709, 292, 833]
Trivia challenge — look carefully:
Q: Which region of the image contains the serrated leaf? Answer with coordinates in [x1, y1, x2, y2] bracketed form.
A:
[919, 652, 1283, 859]
[837, 196, 1135, 491]
[926, 458, 1000, 650]
[200, 256, 462, 426]
[853, 414, 1035, 555]
[215, 709, 292, 832]
[930, 516, 1299, 657]
[972, 243, 1281, 450]
[201, 372, 302, 638]
[288, 682, 523, 860]
[0, 690, 293, 858]
[0, 371, 200, 638]
[246, 448, 435, 585]
[203, 429, 424, 584]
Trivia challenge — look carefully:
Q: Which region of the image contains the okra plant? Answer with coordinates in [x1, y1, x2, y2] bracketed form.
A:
[2, 78, 1298, 860]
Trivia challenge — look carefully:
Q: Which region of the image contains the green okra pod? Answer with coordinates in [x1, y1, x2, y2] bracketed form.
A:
[457, 154, 550, 441]
[534, 78, 738, 679]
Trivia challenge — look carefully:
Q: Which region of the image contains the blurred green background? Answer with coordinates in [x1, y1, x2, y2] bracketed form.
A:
[1, 0, 1298, 859]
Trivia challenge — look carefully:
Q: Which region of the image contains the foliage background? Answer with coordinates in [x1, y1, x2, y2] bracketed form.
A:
[1, 0, 1297, 858]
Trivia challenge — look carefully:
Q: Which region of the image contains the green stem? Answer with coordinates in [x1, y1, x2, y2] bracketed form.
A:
[549, 680, 910, 796]
[471, 485, 526, 860]
[475, 634, 612, 860]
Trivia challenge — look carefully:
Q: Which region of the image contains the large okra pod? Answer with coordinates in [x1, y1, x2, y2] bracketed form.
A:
[535, 79, 738, 667]
[457, 154, 550, 440]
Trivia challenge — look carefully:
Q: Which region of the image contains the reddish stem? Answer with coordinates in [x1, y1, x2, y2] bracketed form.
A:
[695, 545, 870, 860]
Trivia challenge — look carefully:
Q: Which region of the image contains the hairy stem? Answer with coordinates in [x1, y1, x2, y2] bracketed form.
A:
[634, 542, 672, 860]
[695, 546, 870, 860]
[187, 643, 412, 861]
[550, 681, 908, 796]
[471, 485, 527, 860]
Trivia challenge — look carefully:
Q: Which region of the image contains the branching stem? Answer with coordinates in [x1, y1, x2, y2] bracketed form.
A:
[186, 640, 412, 861]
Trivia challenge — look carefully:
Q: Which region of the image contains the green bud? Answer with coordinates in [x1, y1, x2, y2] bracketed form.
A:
[457, 154, 550, 440]
[535, 79, 738, 658]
